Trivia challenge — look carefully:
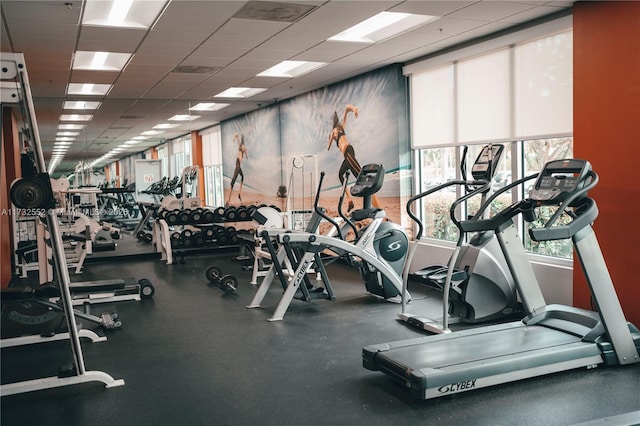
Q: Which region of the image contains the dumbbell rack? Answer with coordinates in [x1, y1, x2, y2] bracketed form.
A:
[153, 205, 261, 265]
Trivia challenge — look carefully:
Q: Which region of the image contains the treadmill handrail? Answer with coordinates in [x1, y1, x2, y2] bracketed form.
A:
[529, 197, 598, 241]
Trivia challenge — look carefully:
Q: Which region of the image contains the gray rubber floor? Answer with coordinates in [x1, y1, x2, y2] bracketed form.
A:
[2, 246, 639, 426]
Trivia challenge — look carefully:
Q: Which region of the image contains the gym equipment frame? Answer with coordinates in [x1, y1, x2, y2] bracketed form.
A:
[1, 53, 124, 396]
[363, 159, 639, 399]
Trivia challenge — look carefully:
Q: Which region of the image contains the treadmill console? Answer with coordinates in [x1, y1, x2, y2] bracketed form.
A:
[529, 159, 592, 204]
[351, 164, 385, 198]
[471, 144, 505, 181]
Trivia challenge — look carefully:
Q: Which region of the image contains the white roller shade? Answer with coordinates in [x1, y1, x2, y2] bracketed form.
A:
[457, 48, 511, 143]
[515, 31, 573, 138]
[411, 64, 454, 147]
[202, 126, 222, 166]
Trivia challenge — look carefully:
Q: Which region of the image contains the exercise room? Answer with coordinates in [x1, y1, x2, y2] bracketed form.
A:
[1, 1, 638, 425]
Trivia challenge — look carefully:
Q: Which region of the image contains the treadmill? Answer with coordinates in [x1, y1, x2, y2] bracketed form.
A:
[363, 159, 640, 400]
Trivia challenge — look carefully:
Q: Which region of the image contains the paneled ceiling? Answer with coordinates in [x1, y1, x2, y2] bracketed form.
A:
[1, 0, 572, 174]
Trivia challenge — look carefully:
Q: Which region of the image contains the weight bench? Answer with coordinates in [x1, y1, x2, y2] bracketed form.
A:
[0, 285, 120, 348]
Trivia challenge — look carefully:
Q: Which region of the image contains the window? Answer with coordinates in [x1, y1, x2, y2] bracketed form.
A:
[416, 137, 573, 257]
[522, 137, 574, 259]
[156, 145, 168, 177]
[201, 126, 224, 207]
[169, 136, 192, 177]
[408, 22, 573, 259]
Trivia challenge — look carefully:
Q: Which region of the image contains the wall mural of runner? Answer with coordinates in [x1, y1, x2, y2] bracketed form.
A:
[221, 65, 410, 224]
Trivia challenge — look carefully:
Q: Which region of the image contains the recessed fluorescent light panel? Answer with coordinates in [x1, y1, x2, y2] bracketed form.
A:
[214, 87, 266, 98]
[67, 83, 112, 96]
[72, 51, 132, 71]
[63, 101, 102, 110]
[60, 114, 93, 121]
[141, 130, 165, 135]
[257, 60, 327, 78]
[56, 131, 79, 136]
[328, 11, 438, 43]
[167, 115, 201, 122]
[82, 0, 166, 29]
[189, 102, 230, 112]
[153, 123, 180, 129]
[59, 124, 85, 130]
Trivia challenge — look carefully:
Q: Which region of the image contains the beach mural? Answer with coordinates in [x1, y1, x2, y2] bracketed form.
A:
[221, 65, 410, 226]
[220, 105, 282, 208]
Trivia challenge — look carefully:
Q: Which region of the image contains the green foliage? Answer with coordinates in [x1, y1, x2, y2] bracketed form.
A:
[422, 194, 573, 259]
[524, 206, 574, 259]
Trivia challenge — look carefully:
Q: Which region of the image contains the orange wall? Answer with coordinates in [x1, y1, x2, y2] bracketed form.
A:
[573, 1, 640, 325]
[1, 108, 22, 287]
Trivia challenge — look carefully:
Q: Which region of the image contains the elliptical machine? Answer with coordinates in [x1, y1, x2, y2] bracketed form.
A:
[247, 164, 410, 321]
[321, 163, 409, 301]
[399, 144, 520, 333]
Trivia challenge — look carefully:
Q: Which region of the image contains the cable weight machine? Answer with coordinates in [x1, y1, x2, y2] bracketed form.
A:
[1, 53, 124, 396]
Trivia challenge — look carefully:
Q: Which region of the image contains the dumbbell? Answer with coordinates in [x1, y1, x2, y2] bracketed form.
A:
[203, 209, 215, 223]
[214, 207, 226, 222]
[190, 208, 203, 224]
[138, 279, 155, 298]
[204, 266, 238, 293]
[165, 209, 180, 225]
[216, 227, 229, 245]
[204, 227, 216, 239]
[236, 206, 249, 221]
[225, 206, 238, 221]
[179, 209, 192, 225]
[226, 226, 239, 244]
[170, 232, 181, 249]
[247, 205, 258, 218]
[192, 232, 206, 247]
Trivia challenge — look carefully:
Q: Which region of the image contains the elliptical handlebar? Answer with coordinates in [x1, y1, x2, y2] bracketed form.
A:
[314, 172, 344, 240]
[406, 179, 489, 240]
[337, 171, 359, 240]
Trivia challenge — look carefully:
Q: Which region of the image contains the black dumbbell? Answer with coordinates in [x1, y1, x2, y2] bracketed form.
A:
[138, 279, 155, 298]
[214, 207, 225, 222]
[190, 208, 203, 223]
[166, 209, 180, 225]
[179, 209, 192, 224]
[204, 227, 215, 239]
[193, 233, 206, 247]
[224, 206, 237, 221]
[204, 266, 237, 293]
[237, 206, 249, 220]
[203, 209, 215, 223]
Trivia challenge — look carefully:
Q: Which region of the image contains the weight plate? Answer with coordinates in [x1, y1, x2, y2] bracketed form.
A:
[10, 177, 51, 210]
[205, 266, 222, 282]
[221, 275, 238, 292]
